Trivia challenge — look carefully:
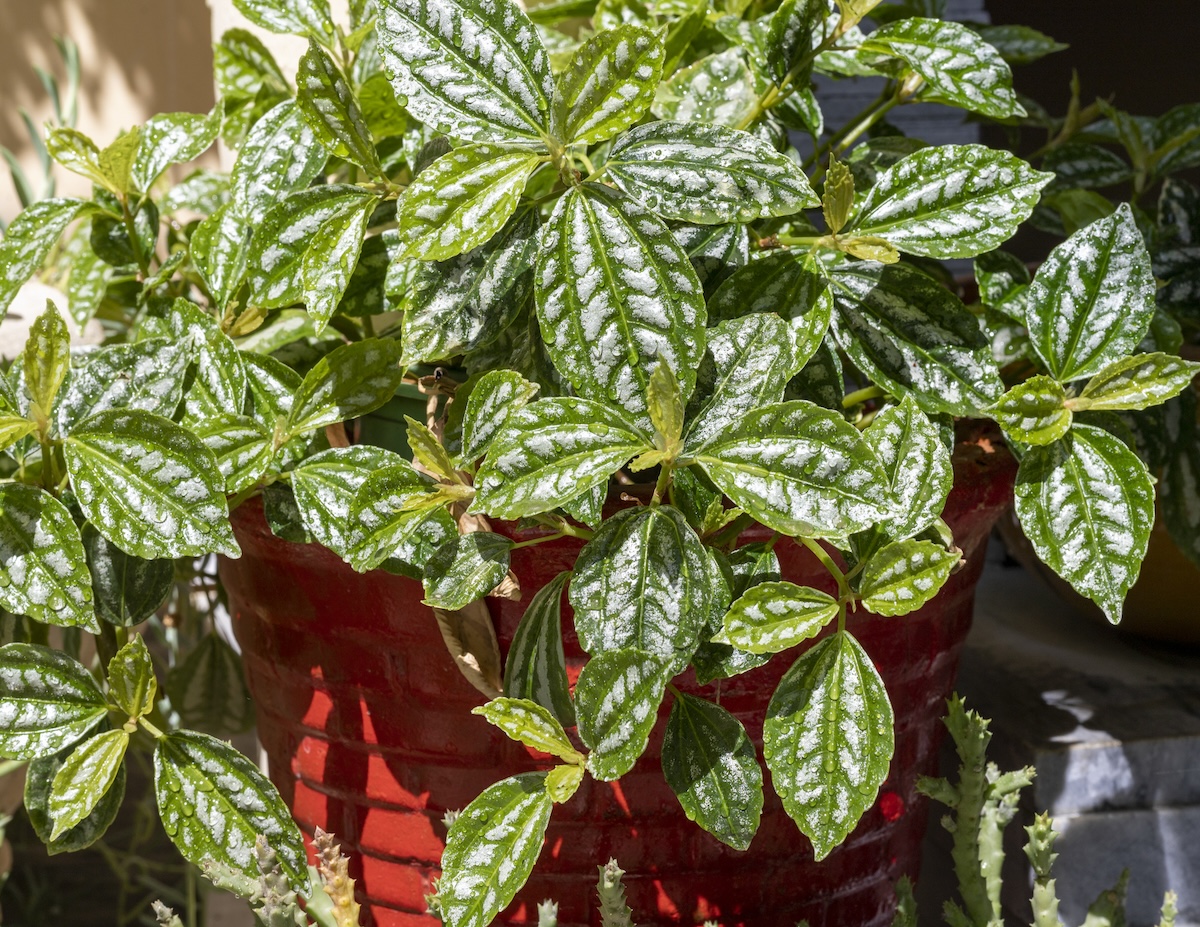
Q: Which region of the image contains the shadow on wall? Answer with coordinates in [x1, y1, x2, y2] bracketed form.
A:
[0, 0, 216, 219]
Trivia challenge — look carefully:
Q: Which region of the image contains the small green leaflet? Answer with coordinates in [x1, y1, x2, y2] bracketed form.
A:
[988, 375, 1071, 446]
[822, 157, 855, 235]
[436, 773, 553, 927]
[848, 145, 1052, 258]
[456, 370, 540, 464]
[154, 730, 310, 893]
[0, 644, 107, 760]
[472, 397, 649, 519]
[862, 395, 952, 542]
[569, 505, 711, 673]
[857, 18, 1023, 120]
[376, 0, 555, 145]
[193, 415, 275, 494]
[1015, 424, 1154, 623]
[245, 185, 377, 310]
[1025, 203, 1156, 383]
[653, 49, 758, 129]
[191, 204, 250, 312]
[132, 109, 222, 192]
[57, 339, 190, 431]
[828, 260, 1003, 416]
[26, 747, 126, 854]
[286, 338, 405, 438]
[536, 183, 706, 428]
[66, 243, 111, 327]
[0, 198, 88, 322]
[0, 484, 98, 632]
[83, 525, 173, 628]
[422, 532, 514, 609]
[297, 39, 383, 177]
[301, 196, 377, 330]
[714, 581, 838, 654]
[662, 693, 763, 851]
[233, 0, 334, 37]
[859, 539, 958, 616]
[763, 630, 894, 860]
[394, 144, 541, 261]
[48, 729, 129, 840]
[349, 464, 457, 576]
[403, 210, 538, 364]
[606, 121, 818, 224]
[230, 101, 329, 223]
[407, 416, 459, 481]
[64, 409, 238, 560]
[167, 633, 256, 736]
[504, 571, 574, 727]
[46, 129, 112, 190]
[0, 416, 36, 452]
[1073, 353, 1200, 412]
[684, 314, 806, 455]
[23, 301, 71, 422]
[546, 763, 585, 803]
[575, 648, 670, 780]
[553, 25, 664, 145]
[693, 401, 887, 539]
[472, 697, 584, 764]
[107, 636, 158, 720]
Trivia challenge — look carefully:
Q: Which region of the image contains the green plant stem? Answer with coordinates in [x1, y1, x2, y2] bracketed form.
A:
[800, 536, 848, 597]
[809, 90, 901, 185]
[651, 464, 672, 505]
[511, 531, 568, 550]
[842, 385, 886, 409]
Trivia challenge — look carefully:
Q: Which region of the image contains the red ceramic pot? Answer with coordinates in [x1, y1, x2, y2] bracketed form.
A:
[221, 427, 1015, 927]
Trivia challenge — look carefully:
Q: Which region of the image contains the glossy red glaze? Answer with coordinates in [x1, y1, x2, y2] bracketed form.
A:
[221, 430, 1015, 927]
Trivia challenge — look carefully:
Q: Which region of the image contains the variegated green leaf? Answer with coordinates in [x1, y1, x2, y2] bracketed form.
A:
[857, 18, 1023, 119]
[1026, 203, 1156, 383]
[154, 730, 309, 892]
[64, 409, 238, 560]
[66, 241, 111, 327]
[166, 633, 255, 736]
[233, 0, 334, 37]
[297, 39, 383, 176]
[763, 630, 894, 859]
[107, 636, 157, 720]
[1043, 142, 1131, 192]
[849, 145, 1051, 258]
[0, 416, 36, 452]
[1073, 353, 1200, 412]
[1014, 424, 1154, 622]
[82, 524, 173, 628]
[575, 648, 670, 780]
[133, 109, 221, 191]
[457, 370, 540, 464]
[394, 144, 540, 261]
[26, 745, 125, 854]
[970, 23, 1067, 65]
[23, 301, 71, 422]
[377, 0, 554, 145]
[988, 375, 1071, 446]
[762, 0, 823, 84]
[436, 773, 553, 927]
[607, 121, 817, 223]
[694, 401, 888, 539]
[673, 221, 749, 292]
[193, 415, 274, 494]
[536, 183, 705, 426]
[473, 397, 650, 519]
[653, 49, 757, 129]
[0, 644, 107, 760]
[285, 338, 405, 437]
[246, 185, 377, 309]
[472, 696, 583, 763]
[407, 415, 459, 481]
[48, 729, 129, 840]
[191, 203, 249, 311]
[569, 505, 711, 672]
[300, 195, 377, 330]
[828, 260, 1003, 416]
[230, 101, 328, 223]
[349, 463, 457, 576]
[859, 539, 958, 616]
[45, 129, 111, 190]
[57, 339, 190, 432]
[0, 198, 88, 322]
[0, 484, 97, 632]
[97, 127, 140, 195]
[291, 445, 409, 561]
[861, 395, 952, 542]
[662, 693, 763, 851]
[973, 248, 1030, 317]
[553, 25, 663, 145]
[684, 315, 805, 454]
[714, 581, 838, 654]
[1155, 103, 1200, 177]
[167, 299, 248, 421]
[422, 532, 514, 609]
[403, 210, 538, 363]
[163, 169, 232, 216]
[504, 571, 574, 727]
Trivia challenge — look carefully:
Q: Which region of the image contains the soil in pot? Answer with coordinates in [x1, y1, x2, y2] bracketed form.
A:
[219, 428, 1016, 927]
